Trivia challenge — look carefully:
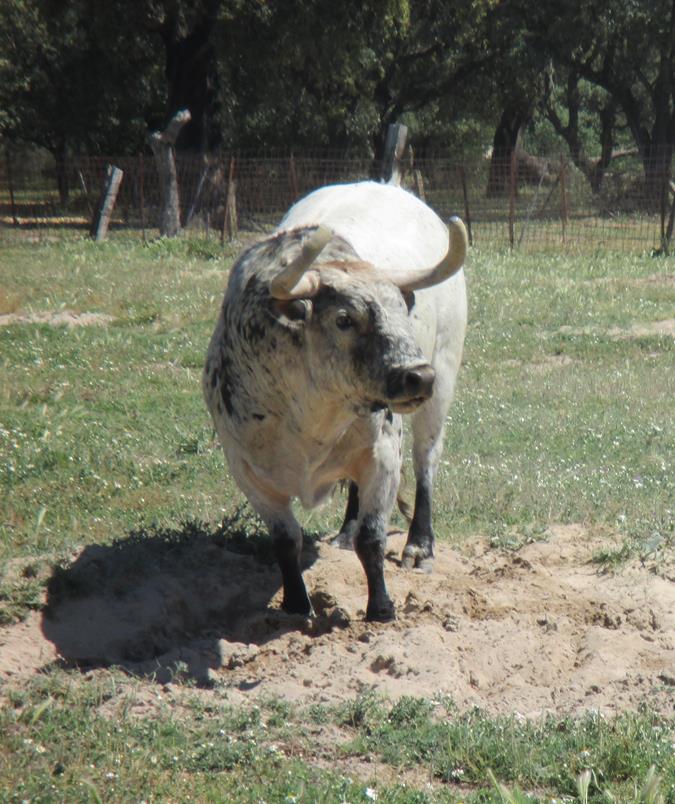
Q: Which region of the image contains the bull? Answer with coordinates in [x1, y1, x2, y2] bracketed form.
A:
[203, 181, 468, 621]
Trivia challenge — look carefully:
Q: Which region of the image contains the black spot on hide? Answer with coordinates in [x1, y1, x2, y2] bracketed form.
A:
[220, 377, 233, 416]
[253, 413, 265, 421]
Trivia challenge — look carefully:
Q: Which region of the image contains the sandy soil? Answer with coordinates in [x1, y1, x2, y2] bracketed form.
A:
[0, 526, 673, 718]
[0, 311, 114, 327]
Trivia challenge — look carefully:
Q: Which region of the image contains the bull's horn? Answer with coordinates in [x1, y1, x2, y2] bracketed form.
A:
[396, 217, 468, 292]
[269, 225, 332, 299]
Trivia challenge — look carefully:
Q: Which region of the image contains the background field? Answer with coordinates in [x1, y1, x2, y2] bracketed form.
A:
[0, 234, 673, 802]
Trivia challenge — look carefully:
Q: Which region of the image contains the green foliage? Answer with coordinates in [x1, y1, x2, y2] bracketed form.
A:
[1, 0, 672, 166]
[0, 0, 165, 154]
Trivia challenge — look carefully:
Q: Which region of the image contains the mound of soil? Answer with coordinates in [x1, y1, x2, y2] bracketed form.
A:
[1, 526, 673, 717]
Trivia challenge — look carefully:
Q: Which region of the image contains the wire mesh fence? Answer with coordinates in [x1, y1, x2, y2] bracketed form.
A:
[1, 146, 673, 253]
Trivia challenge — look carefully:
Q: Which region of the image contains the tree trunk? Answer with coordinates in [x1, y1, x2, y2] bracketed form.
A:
[148, 109, 191, 237]
[487, 106, 528, 197]
[382, 123, 408, 186]
[161, 5, 219, 152]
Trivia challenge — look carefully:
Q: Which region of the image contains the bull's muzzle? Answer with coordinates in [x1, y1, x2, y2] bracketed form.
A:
[385, 364, 436, 411]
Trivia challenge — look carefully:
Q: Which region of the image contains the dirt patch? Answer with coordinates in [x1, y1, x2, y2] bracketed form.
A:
[503, 355, 576, 373]
[558, 319, 675, 339]
[0, 527, 672, 718]
[0, 311, 114, 327]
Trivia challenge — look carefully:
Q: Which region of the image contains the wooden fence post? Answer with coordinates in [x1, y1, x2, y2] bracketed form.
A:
[90, 164, 124, 241]
[382, 123, 408, 186]
[413, 169, 426, 201]
[148, 108, 191, 237]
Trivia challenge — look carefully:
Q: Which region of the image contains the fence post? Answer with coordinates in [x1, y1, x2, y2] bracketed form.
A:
[139, 153, 146, 242]
[659, 157, 669, 251]
[221, 157, 238, 244]
[459, 166, 473, 246]
[508, 149, 517, 249]
[148, 108, 191, 237]
[382, 123, 408, 185]
[413, 169, 426, 201]
[560, 153, 568, 245]
[90, 164, 124, 241]
[5, 146, 18, 226]
[289, 153, 299, 202]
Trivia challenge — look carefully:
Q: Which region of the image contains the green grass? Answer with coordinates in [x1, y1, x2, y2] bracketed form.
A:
[0, 233, 673, 801]
[1, 677, 673, 802]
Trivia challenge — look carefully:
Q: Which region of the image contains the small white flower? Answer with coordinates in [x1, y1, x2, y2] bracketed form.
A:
[365, 788, 378, 801]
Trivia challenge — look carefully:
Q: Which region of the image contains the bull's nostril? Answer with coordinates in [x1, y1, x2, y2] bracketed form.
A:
[406, 372, 422, 393]
[385, 364, 435, 401]
[404, 365, 435, 397]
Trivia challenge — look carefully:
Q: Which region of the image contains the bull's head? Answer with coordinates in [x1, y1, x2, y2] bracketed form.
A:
[267, 219, 468, 415]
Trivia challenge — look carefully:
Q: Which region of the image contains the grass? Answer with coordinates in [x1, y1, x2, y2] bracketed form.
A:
[1, 677, 673, 802]
[0, 232, 673, 800]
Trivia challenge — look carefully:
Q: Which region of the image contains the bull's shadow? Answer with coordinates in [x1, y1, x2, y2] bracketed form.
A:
[41, 508, 324, 686]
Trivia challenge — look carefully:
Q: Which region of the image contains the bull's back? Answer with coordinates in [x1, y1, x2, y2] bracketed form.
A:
[278, 182, 449, 275]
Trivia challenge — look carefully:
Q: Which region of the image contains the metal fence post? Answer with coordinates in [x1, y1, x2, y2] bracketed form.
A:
[460, 166, 473, 246]
[560, 153, 569, 245]
[508, 150, 517, 249]
[5, 146, 18, 226]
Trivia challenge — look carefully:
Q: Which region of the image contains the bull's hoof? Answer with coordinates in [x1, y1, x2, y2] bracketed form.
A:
[365, 600, 396, 622]
[401, 546, 434, 572]
[282, 593, 314, 618]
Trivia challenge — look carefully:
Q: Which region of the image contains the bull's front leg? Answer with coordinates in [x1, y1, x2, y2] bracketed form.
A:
[270, 514, 313, 616]
[352, 415, 402, 622]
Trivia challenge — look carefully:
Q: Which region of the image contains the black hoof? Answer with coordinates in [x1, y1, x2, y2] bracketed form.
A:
[365, 600, 396, 622]
[282, 593, 314, 617]
[401, 546, 434, 571]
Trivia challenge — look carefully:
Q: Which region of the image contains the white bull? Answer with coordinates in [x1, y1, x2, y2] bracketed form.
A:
[203, 181, 467, 621]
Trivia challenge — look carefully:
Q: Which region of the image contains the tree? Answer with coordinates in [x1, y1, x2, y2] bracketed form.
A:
[0, 0, 164, 199]
[526, 0, 674, 201]
[542, 68, 637, 194]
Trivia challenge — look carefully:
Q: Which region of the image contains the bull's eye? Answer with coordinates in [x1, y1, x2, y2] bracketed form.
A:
[335, 311, 354, 330]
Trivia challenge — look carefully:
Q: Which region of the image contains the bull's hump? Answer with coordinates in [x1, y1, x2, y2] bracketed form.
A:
[279, 182, 448, 273]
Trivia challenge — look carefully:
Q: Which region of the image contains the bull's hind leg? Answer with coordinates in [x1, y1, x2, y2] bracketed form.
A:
[333, 481, 359, 548]
[355, 512, 395, 621]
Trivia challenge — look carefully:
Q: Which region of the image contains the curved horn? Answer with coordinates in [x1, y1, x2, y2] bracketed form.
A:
[269, 225, 332, 299]
[396, 217, 468, 292]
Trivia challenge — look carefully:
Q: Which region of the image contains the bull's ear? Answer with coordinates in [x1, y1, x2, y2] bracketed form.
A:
[270, 298, 313, 325]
